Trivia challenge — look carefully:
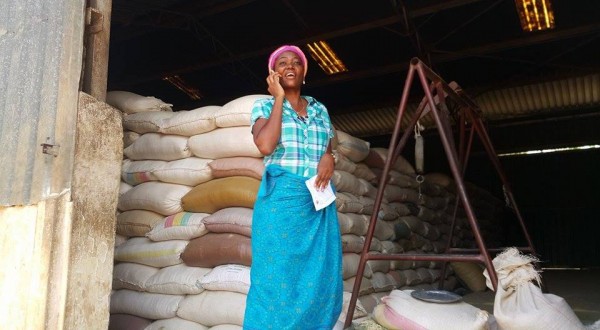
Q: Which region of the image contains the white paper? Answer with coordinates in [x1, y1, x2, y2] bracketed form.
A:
[305, 176, 336, 211]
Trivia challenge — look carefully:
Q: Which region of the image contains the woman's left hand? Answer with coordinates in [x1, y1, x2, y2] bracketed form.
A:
[315, 153, 335, 191]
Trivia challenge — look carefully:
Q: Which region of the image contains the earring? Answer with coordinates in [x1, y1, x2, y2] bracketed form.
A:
[303, 80, 306, 85]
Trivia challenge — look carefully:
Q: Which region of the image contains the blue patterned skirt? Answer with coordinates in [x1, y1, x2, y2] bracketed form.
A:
[243, 165, 343, 330]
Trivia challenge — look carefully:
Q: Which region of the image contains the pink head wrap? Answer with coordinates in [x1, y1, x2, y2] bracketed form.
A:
[268, 45, 308, 77]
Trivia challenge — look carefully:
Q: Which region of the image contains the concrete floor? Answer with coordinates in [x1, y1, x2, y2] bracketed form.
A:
[462, 269, 600, 326]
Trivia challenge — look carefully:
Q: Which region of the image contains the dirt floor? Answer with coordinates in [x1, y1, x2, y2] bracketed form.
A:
[462, 268, 600, 326]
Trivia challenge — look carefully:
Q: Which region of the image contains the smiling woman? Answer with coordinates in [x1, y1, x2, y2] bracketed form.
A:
[243, 45, 342, 330]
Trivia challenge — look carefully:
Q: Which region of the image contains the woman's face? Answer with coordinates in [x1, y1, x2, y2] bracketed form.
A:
[273, 51, 305, 88]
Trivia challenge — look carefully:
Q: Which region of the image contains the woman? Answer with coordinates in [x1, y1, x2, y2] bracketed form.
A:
[243, 45, 343, 329]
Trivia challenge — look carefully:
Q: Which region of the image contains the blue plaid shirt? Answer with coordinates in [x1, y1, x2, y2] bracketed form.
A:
[250, 96, 334, 178]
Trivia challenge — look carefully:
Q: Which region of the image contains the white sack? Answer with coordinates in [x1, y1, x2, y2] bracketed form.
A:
[109, 289, 183, 320]
[160, 105, 220, 136]
[215, 94, 269, 128]
[188, 127, 262, 159]
[483, 248, 585, 330]
[124, 133, 191, 161]
[107, 90, 173, 113]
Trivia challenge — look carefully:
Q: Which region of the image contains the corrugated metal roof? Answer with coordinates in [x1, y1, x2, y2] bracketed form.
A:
[331, 73, 600, 138]
[0, 0, 85, 205]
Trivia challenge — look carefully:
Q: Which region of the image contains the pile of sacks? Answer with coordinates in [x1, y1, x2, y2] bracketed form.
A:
[107, 91, 506, 329]
[109, 91, 266, 329]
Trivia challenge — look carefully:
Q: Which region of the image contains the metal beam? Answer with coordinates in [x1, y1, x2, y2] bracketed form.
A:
[110, 1, 489, 88]
[112, 0, 258, 42]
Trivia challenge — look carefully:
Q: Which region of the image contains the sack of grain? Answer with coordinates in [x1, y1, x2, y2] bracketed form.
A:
[123, 131, 140, 148]
[335, 130, 370, 163]
[112, 262, 159, 291]
[337, 212, 368, 236]
[483, 248, 585, 330]
[152, 157, 213, 186]
[177, 290, 246, 326]
[202, 207, 253, 237]
[188, 127, 262, 159]
[182, 233, 251, 268]
[146, 212, 210, 241]
[215, 94, 269, 127]
[107, 91, 173, 113]
[124, 133, 191, 161]
[145, 317, 208, 330]
[181, 176, 260, 214]
[123, 111, 174, 134]
[199, 264, 251, 294]
[110, 289, 183, 320]
[116, 210, 165, 237]
[114, 237, 188, 268]
[343, 253, 374, 280]
[208, 157, 265, 180]
[160, 105, 220, 136]
[118, 181, 191, 216]
[145, 263, 211, 295]
[108, 314, 151, 330]
[373, 289, 492, 330]
[363, 148, 415, 175]
[121, 159, 164, 186]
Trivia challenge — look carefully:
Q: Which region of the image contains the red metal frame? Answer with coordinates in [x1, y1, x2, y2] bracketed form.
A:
[343, 58, 537, 328]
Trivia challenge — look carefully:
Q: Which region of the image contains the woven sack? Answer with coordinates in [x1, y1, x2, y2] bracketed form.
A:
[123, 133, 191, 161]
[145, 317, 208, 330]
[146, 212, 210, 241]
[145, 263, 211, 295]
[215, 94, 269, 127]
[188, 127, 261, 159]
[159, 105, 219, 136]
[177, 290, 246, 326]
[181, 176, 259, 214]
[107, 90, 173, 113]
[208, 157, 265, 180]
[181, 233, 252, 267]
[199, 264, 251, 294]
[110, 289, 183, 320]
[483, 248, 585, 330]
[201, 207, 253, 237]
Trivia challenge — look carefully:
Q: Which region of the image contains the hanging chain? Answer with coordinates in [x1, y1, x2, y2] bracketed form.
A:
[416, 174, 425, 204]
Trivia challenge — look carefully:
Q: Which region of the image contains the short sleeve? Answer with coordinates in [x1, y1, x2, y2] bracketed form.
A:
[317, 102, 335, 139]
[250, 98, 273, 130]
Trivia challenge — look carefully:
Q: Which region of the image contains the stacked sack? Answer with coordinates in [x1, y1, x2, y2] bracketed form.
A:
[107, 91, 503, 328]
[332, 132, 463, 315]
[108, 92, 369, 329]
[109, 91, 267, 329]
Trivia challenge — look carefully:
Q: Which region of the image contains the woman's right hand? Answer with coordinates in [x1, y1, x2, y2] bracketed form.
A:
[267, 70, 284, 98]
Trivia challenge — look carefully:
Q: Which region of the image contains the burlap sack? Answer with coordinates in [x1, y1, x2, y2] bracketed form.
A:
[159, 105, 219, 136]
[373, 289, 492, 330]
[201, 207, 253, 237]
[145, 317, 208, 330]
[109, 313, 152, 330]
[181, 176, 260, 214]
[483, 248, 585, 330]
[208, 157, 265, 180]
[109, 289, 183, 320]
[181, 233, 251, 267]
[107, 91, 173, 113]
[177, 290, 246, 326]
[335, 130, 370, 163]
[362, 147, 415, 175]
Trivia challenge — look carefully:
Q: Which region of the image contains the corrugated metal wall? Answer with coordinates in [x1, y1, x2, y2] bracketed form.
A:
[0, 0, 85, 205]
[331, 73, 600, 138]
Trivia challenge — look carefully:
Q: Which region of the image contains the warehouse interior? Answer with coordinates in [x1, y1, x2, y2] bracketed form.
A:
[105, 0, 600, 327]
